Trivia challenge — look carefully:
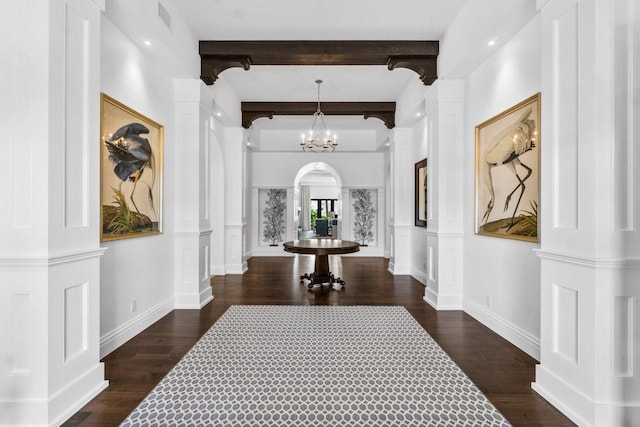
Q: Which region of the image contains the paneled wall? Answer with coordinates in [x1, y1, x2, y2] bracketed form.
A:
[532, 0, 640, 425]
[0, 0, 107, 425]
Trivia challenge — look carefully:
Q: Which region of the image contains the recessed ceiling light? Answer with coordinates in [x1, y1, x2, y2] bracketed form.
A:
[488, 38, 498, 47]
[216, 112, 222, 117]
[144, 40, 151, 46]
[416, 112, 422, 117]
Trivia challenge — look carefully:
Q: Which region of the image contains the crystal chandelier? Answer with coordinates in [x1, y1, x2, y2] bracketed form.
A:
[300, 80, 338, 152]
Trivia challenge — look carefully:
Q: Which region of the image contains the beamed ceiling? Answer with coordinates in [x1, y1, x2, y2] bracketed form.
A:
[199, 41, 438, 131]
[199, 40, 439, 86]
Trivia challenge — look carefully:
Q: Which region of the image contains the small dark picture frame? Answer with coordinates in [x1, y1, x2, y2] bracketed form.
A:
[415, 158, 427, 227]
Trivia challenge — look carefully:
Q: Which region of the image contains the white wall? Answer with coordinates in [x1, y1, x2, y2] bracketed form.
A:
[250, 152, 385, 188]
[0, 1, 108, 424]
[410, 116, 429, 281]
[309, 185, 339, 200]
[249, 152, 385, 254]
[462, 15, 542, 357]
[98, 15, 179, 356]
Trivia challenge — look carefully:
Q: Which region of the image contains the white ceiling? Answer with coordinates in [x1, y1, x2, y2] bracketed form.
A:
[171, 0, 469, 150]
[175, 0, 467, 41]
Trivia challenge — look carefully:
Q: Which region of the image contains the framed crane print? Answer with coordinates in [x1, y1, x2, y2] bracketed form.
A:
[474, 93, 540, 242]
[100, 94, 163, 241]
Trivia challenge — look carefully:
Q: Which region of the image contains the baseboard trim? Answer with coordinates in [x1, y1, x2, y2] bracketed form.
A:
[410, 268, 427, 285]
[532, 365, 591, 427]
[0, 365, 108, 426]
[210, 265, 226, 276]
[388, 262, 411, 275]
[100, 295, 175, 358]
[423, 287, 463, 310]
[463, 297, 540, 360]
[50, 365, 108, 427]
[175, 287, 213, 309]
[226, 262, 248, 274]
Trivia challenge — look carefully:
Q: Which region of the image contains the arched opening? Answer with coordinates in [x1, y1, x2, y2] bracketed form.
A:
[293, 162, 343, 239]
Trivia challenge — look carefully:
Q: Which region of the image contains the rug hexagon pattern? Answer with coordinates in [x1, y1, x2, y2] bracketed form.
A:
[122, 305, 511, 427]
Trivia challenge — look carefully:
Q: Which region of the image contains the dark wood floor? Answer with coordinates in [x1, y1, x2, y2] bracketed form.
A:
[64, 256, 574, 426]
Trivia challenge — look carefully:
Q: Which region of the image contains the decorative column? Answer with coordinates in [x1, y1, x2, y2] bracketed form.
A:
[388, 129, 413, 274]
[173, 79, 213, 308]
[0, 0, 107, 425]
[423, 80, 465, 310]
[341, 188, 351, 241]
[286, 186, 295, 242]
[223, 127, 248, 274]
[532, 0, 640, 425]
[250, 188, 259, 253]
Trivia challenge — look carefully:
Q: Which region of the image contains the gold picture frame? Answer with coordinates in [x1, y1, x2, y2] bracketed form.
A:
[100, 94, 163, 241]
[475, 93, 540, 242]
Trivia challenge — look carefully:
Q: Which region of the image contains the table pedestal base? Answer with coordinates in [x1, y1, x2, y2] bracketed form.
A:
[299, 254, 345, 290]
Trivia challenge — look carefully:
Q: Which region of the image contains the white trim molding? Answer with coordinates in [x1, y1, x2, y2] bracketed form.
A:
[0, 248, 107, 267]
[535, 249, 640, 269]
[100, 295, 175, 358]
[464, 297, 540, 360]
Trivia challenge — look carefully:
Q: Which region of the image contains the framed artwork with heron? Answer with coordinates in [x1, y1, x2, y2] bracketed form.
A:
[100, 94, 163, 241]
[475, 93, 540, 242]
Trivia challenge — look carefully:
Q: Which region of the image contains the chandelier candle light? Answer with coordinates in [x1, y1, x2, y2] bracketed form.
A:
[300, 79, 338, 152]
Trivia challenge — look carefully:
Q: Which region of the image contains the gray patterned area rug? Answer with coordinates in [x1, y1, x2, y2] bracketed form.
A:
[121, 305, 511, 427]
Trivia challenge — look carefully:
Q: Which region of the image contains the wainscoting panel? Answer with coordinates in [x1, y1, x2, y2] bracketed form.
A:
[422, 232, 462, 310]
[200, 242, 210, 282]
[551, 3, 579, 230]
[64, 282, 88, 362]
[552, 282, 578, 364]
[63, 3, 90, 229]
[612, 0, 638, 232]
[613, 295, 635, 378]
[225, 224, 247, 274]
[11, 293, 32, 374]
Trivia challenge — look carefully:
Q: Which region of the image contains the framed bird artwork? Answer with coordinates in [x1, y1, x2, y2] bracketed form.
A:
[100, 94, 163, 241]
[474, 93, 540, 242]
[414, 158, 428, 228]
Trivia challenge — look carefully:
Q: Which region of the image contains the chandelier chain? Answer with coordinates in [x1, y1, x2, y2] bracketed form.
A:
[300, 79, 337, 153]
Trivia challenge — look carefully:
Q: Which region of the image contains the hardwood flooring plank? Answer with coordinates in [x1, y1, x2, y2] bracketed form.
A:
[63, 256, 574, 426]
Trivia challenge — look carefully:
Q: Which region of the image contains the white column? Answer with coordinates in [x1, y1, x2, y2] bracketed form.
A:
[209, 121, 226, 276]
[250, 188, 259, 253]
[286, 186, 295, 242]
[422, 80, 465, 310]
[341, 188, 351, 241]
[224, 127, 248, 274]
[0, 1, 107, 425]
[532, 0, 640, 425]
[388, 129, 413, 274]
[173, 79, 213, 308]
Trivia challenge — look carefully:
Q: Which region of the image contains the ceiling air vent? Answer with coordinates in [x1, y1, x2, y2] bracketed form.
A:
[158, 2, 171, 30]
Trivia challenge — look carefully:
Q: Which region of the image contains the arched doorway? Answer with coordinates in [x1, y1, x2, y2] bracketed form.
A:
[293, 162, 343, 239]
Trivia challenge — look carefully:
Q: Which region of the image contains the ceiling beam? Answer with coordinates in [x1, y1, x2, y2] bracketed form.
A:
[241, 102, 396, 129]
[199, 40, 438, 85]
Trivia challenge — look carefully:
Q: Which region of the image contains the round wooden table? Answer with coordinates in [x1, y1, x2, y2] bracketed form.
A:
[283, 239, 360, 289]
